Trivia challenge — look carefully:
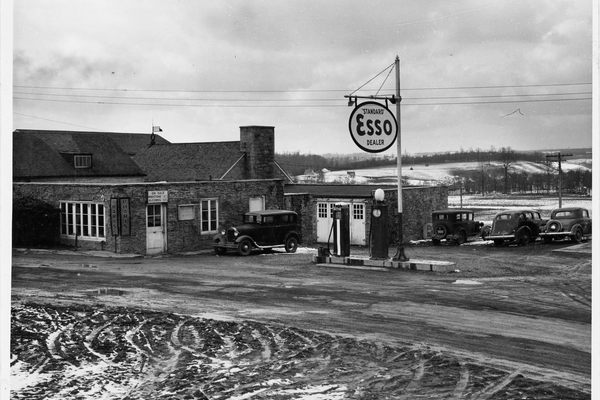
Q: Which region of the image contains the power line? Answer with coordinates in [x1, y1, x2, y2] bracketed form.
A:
[13, 82, 592, 93]
[14, 96, 592, 107]
[14, 112, 100, 130]
[13, 90, 592, 102]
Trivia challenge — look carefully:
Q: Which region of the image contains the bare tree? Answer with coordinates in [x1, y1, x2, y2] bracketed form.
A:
[500, 147, 514, 194]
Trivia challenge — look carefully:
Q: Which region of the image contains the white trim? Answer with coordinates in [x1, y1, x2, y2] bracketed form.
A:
[200, 198, 219, 233]
[60, 200, 105, 239]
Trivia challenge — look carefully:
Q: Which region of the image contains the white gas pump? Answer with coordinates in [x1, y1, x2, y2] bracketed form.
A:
[332, 203, 350, 257]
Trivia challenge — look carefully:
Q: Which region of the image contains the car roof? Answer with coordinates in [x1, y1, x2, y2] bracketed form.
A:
[432, 208, 475, 214]
[245, 209, 297, 216]
[494, 209, 540, 216]
[550, 207, 586, 212]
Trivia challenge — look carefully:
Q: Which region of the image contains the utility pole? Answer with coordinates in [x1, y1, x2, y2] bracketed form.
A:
[392, 55, 408, 261]
[545, 152, 572, 208]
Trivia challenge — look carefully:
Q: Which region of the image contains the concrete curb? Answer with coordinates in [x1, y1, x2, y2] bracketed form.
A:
[313, 255, 456, 272]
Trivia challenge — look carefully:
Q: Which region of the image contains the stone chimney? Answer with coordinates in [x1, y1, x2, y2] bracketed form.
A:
[239, 126, 275, 179]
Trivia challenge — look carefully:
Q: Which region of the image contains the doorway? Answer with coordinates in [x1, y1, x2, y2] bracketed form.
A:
[146, 203, 166, 254]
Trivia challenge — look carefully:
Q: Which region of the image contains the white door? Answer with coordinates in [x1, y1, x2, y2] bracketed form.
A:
[146, 204, 166, 255]
[316, 202, 333, 243]
[350, 203, 366, 245]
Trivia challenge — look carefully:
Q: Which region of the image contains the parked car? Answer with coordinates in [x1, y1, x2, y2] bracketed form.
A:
[430, 209, 483, 245]
[213, 210, 301, 256]
[481, 209, 546, 246]
[539, 207, 592, 243]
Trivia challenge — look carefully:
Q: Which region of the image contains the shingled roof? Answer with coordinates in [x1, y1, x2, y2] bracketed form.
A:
[13, 130, 154, 180]
[132, 141, 245, 182]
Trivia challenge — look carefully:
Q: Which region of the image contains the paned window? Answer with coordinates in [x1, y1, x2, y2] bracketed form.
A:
[147, 204, 162, 227]
[200, 199, 218, 232]
[353, 204, 364, 220]
[74, 154, 92, 168]
[60, 201, 105, 239]
[317, 203, 328, 218]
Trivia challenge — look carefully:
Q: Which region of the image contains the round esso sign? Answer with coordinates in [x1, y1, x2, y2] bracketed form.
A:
[348, 101, 398, 153]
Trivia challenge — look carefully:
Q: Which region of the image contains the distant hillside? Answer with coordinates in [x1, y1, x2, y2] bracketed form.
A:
[294, 158, 592, 195]
[276, 147, 592, 177]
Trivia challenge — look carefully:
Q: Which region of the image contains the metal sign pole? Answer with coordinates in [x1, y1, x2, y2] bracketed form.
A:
[393, 55, 408, 261]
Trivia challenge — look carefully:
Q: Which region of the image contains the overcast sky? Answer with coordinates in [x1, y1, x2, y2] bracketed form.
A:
[13, 0, 593, 155]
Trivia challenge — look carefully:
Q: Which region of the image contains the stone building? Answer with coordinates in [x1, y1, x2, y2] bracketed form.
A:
[13, 126, 448, 255]
[284, 184, 448, 246]
[13, 126, 287, 254]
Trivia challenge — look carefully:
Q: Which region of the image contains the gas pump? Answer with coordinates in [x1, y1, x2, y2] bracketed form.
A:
[332, 203, 350, 257]
[370, 189, 389, 259]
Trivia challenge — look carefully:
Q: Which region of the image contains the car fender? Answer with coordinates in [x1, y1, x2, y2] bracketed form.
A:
[284, 231, 301, 243]
[234, 235, 258, 247]
[570, 223, 583, 235]
[481, 225, 492, 239]
[213, 233, 227, 245]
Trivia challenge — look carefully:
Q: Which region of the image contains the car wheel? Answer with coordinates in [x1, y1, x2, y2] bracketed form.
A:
[214, 247, 227, 255]
[572, 227, 583, 243]
[431, 238, 441, 246]
[493, 239, 504, 246]
[516, 227, 532, 246]
[285, 236, 299, 253]
[238, 239, 253, 256]
[543, 236, 553, 244]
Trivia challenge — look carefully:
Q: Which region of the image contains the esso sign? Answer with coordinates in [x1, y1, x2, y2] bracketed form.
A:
[348, 101, 397, 153]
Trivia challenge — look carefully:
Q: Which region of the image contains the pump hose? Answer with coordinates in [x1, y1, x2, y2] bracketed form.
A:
[326, 219, 335, 256]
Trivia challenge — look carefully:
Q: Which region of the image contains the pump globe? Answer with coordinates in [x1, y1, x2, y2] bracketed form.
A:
[374, 188, 385, 202]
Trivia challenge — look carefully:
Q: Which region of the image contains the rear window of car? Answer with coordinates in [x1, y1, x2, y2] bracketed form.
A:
[554, 211, 576, 218]
[496, 214, 512, 221]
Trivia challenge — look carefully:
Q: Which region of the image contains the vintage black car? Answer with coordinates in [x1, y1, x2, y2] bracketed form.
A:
[481, 209, 546, 246]
[539, 207, 592, 243]
[431, 209, 483, 245]
[213, 210, 301, 256]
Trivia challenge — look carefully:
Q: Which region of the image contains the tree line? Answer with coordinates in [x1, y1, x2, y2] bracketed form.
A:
[276, 147, 592, 195]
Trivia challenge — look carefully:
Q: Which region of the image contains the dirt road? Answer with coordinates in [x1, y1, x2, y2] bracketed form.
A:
[11, 241, 591, 399]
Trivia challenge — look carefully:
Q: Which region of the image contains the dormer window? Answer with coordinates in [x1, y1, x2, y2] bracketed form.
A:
[74, 154, 92, 169]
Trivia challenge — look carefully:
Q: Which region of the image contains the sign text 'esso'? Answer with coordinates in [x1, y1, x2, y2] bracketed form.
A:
[348, 101, 397, 153]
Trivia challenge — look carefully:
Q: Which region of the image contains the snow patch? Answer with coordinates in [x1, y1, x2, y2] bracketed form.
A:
[453, 279, 482, 285]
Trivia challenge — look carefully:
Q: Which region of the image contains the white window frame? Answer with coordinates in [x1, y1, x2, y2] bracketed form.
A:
[200, 198, 219, 233]
[74, 154, 92, 169]
[60, 200, 105, 240]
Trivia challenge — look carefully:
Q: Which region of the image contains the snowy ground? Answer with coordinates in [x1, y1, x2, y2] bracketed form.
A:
[297, 160, 591, 186]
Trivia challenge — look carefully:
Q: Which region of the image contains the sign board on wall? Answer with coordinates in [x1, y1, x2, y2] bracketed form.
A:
[110, 198, 120, 236]
[120, 198, 131, 236]
[110, 197, 131, 236]
[148, 190, 168, 204]
[348, 101, 398, 153]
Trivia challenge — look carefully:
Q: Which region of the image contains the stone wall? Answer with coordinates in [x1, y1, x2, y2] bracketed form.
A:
[14, 179, 285, 255]
[284, 193, 314, 244]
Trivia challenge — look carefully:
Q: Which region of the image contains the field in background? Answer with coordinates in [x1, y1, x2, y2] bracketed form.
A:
[298, 159, 592, 187]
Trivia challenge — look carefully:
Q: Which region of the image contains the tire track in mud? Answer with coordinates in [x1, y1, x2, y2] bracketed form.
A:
[11, 302, 590, 400]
